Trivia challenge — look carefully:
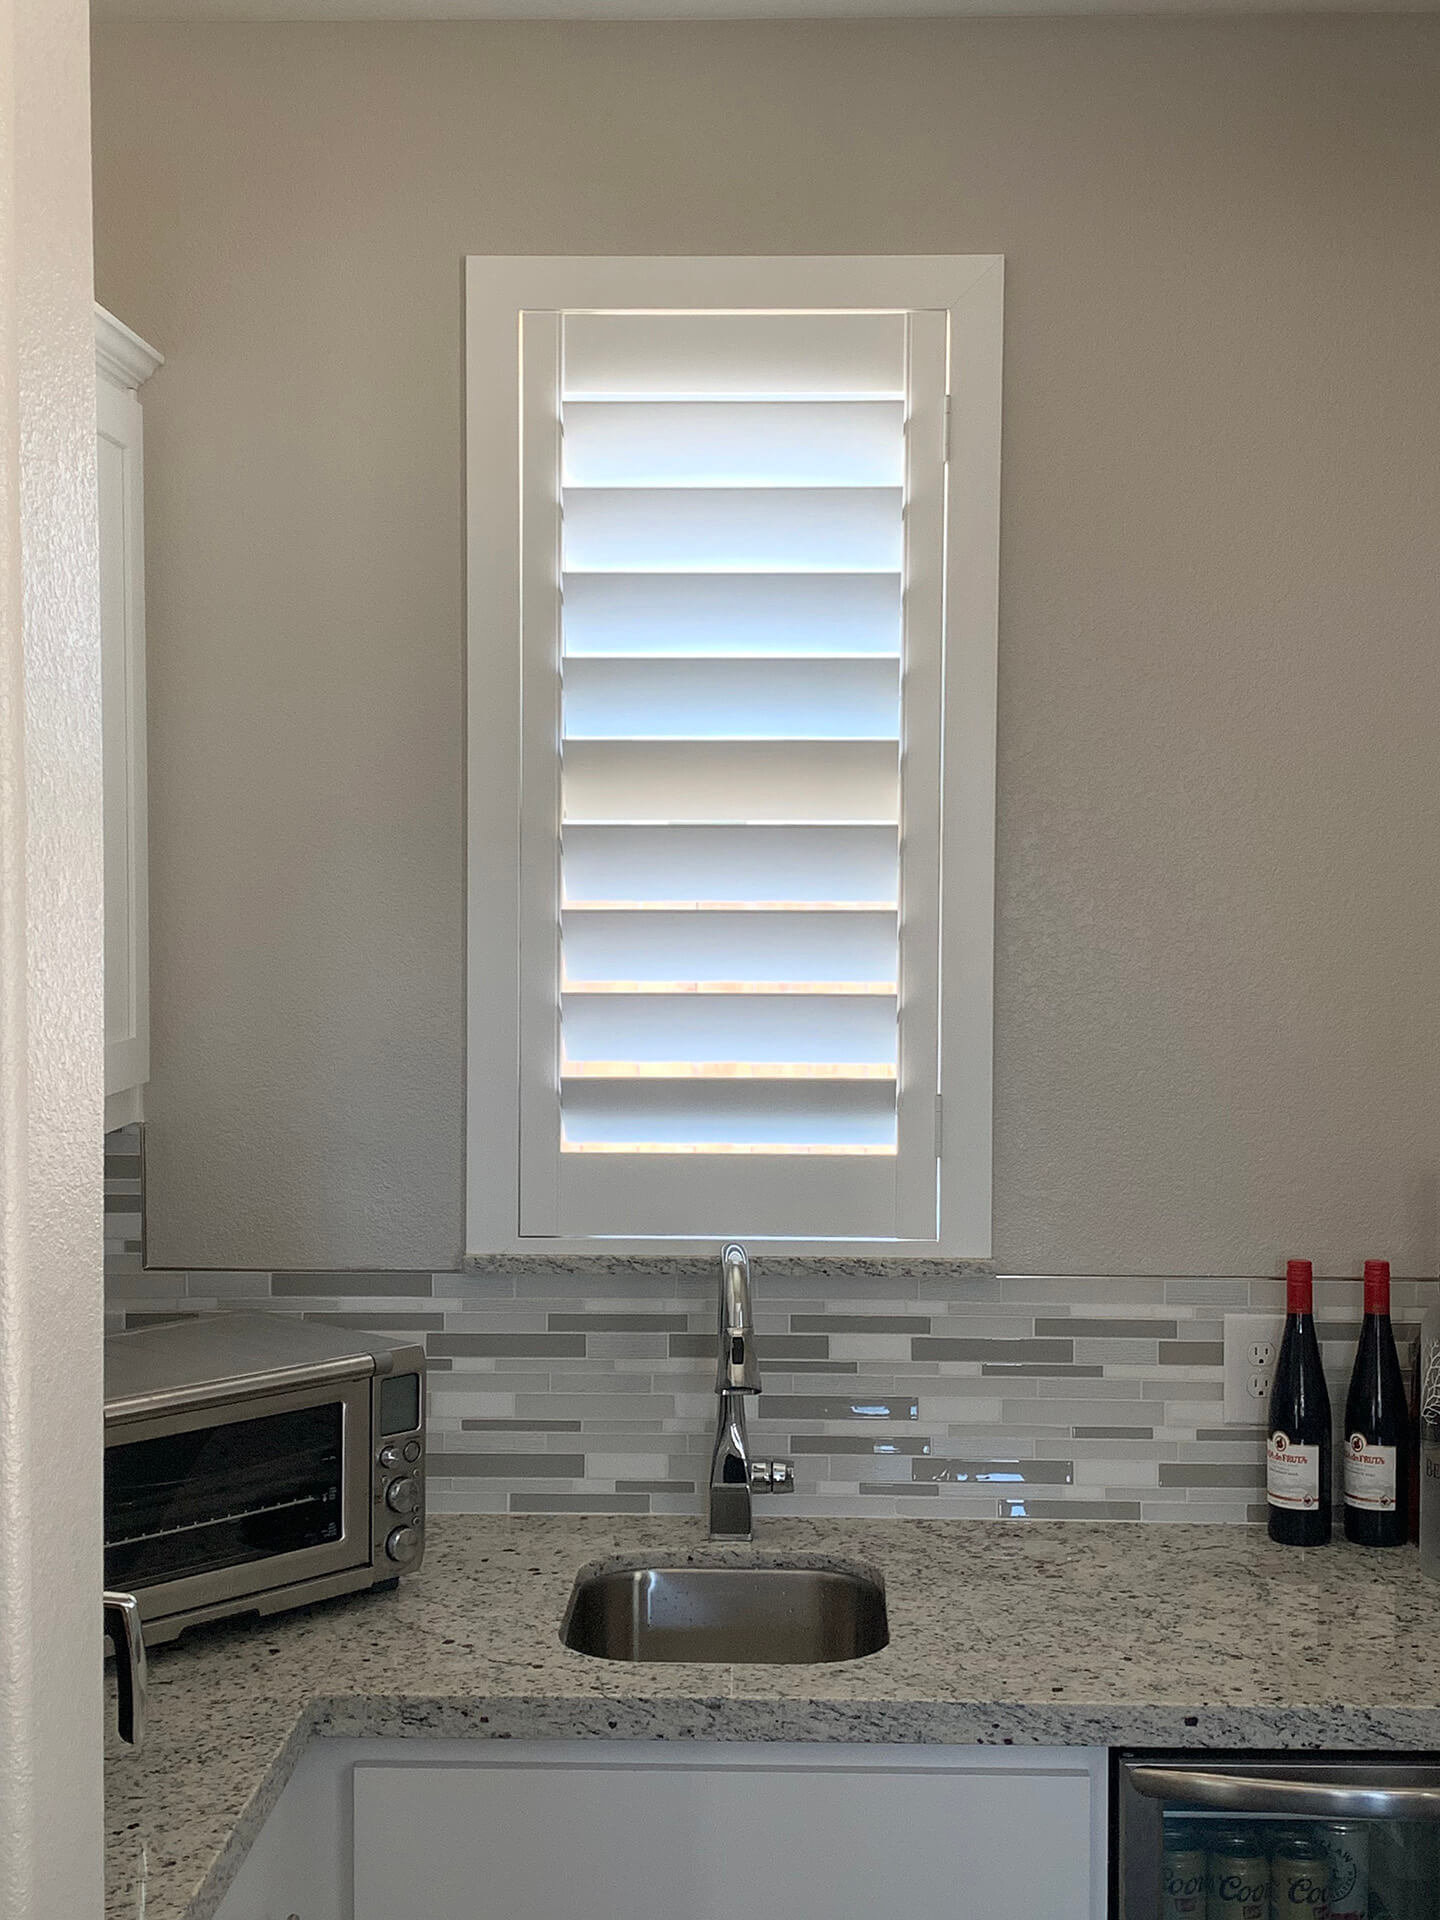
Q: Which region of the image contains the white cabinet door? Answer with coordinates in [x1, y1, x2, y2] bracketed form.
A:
[96, 308, 160, 1124]
[353, 1744, 1099, 1920]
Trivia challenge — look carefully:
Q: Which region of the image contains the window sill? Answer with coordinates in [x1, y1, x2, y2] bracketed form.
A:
[463, 1248, 996, 1277]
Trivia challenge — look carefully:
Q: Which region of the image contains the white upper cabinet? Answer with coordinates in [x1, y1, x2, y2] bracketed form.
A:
[96, 305, 162, 1129]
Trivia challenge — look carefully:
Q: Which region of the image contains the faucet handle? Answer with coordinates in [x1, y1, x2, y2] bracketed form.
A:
[749, 1458, 795, 1495]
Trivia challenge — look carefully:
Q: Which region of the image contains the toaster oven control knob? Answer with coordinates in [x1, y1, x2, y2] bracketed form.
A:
[385, 1475, 420, 1515]
[385, 1526, 421, 1566]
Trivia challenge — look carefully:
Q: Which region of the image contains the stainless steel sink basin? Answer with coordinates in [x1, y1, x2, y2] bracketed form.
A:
[561, 1561, 889, 1664]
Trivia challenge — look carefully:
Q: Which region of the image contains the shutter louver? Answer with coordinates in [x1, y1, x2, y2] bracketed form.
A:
[518, 305, 948, 1238]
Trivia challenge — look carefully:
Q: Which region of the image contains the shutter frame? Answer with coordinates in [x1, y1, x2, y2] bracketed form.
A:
[466, 257, 1001, 1258]
[517, 310, 565, 1235]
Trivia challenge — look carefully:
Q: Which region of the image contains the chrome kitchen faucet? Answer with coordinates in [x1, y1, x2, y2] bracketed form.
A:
[707, 1242, 795, 1540]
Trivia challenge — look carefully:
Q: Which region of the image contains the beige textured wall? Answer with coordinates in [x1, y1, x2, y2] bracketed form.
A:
[3, 0, 107, 1906]
[91, 18, 1440, 1276]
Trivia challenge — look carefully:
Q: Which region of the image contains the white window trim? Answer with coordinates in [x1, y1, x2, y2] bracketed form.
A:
[465, 255, 1002, 1259]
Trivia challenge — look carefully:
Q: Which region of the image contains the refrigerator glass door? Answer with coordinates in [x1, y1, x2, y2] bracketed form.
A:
[1116, 1756, 1440, 1920]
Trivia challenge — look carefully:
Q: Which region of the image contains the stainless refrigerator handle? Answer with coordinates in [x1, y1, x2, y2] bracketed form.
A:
[103, 1590, 147, 1750]
[1128, 1766, 1440, 1822]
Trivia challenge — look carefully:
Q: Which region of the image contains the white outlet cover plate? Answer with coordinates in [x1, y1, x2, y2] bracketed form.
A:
[1223, 1312, 1286, 1426]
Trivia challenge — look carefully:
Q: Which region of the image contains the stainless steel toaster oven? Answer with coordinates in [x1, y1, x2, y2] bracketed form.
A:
[104, 1312, 426, 1645]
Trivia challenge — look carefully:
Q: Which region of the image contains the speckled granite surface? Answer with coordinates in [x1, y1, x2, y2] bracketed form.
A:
[105, 1515, 1440, 1920]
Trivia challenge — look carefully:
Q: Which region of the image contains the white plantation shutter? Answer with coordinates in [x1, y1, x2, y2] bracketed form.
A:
[468, 257, 1001, 1252]
[518, 304, 946, 1240]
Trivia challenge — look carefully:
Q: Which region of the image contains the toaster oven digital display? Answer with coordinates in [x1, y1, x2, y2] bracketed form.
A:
[379, 1371, 420, 1436]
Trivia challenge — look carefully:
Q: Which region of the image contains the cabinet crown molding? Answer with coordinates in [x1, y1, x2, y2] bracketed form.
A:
[95, 304, 163, 389]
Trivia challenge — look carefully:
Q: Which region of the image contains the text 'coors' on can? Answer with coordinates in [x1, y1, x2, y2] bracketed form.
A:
[1270, 1833, 1331, 1920]
[1162, 1821, 1208, 1920]
[1205, 1827, 1269, 1920]
[1323, 1821, 1369, 1920]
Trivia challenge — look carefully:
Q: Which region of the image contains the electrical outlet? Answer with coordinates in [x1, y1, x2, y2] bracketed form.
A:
[1223, 1312, 1285, 1425]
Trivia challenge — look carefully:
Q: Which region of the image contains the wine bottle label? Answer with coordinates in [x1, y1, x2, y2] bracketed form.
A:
[1423, 1335, 1440, 1420]
[1267, 1433, 1320, 1509]
[1344, 1435, 1398, 1510]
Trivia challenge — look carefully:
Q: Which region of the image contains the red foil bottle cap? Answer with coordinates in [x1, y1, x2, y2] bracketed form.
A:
[1285, 1259, 1314, 1314]
[1364, 1259, 1390, 1314]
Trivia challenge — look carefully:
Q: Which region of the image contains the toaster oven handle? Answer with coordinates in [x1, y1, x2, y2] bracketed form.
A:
[1128, 1765, 1440, 1821]
[103, 1590, 146, 1750]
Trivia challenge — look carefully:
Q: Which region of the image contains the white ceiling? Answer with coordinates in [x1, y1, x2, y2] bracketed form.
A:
[90, 0, 1440, 19]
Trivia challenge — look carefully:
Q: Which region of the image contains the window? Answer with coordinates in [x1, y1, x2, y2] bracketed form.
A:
[467, 256, 1001, 1256]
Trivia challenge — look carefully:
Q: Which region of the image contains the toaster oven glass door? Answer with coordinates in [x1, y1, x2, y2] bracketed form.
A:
[104, 1374, 373, 1623]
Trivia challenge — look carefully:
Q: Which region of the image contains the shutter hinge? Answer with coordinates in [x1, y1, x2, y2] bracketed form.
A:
[943, 394, 953, 465]
[934, 1094, 944, 1158]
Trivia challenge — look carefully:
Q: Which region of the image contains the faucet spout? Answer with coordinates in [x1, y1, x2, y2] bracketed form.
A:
[717, 1241, 759, 1393]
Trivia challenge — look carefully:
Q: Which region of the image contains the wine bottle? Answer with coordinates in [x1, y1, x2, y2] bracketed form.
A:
[1343, 1258, 1409, 1547]
[1267, 1258, 1332, 1546]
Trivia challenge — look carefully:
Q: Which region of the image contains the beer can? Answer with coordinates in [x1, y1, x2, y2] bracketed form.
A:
[1162, 1822, 1208, 1920]
[1322, 1821, 1369, 1920]
[1205, 1827, 1269, 1920]
[1270, 1833, 1331, 1920]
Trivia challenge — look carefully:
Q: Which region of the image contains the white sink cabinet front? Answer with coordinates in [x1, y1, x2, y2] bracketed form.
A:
[211, 1738, 1106, 1920]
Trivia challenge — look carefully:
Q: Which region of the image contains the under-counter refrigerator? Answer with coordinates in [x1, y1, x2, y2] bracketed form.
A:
[1115, 1753, 1440, 1920]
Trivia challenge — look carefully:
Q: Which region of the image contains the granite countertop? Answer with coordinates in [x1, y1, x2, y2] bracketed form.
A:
[105, 1515, 1440, 1920]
